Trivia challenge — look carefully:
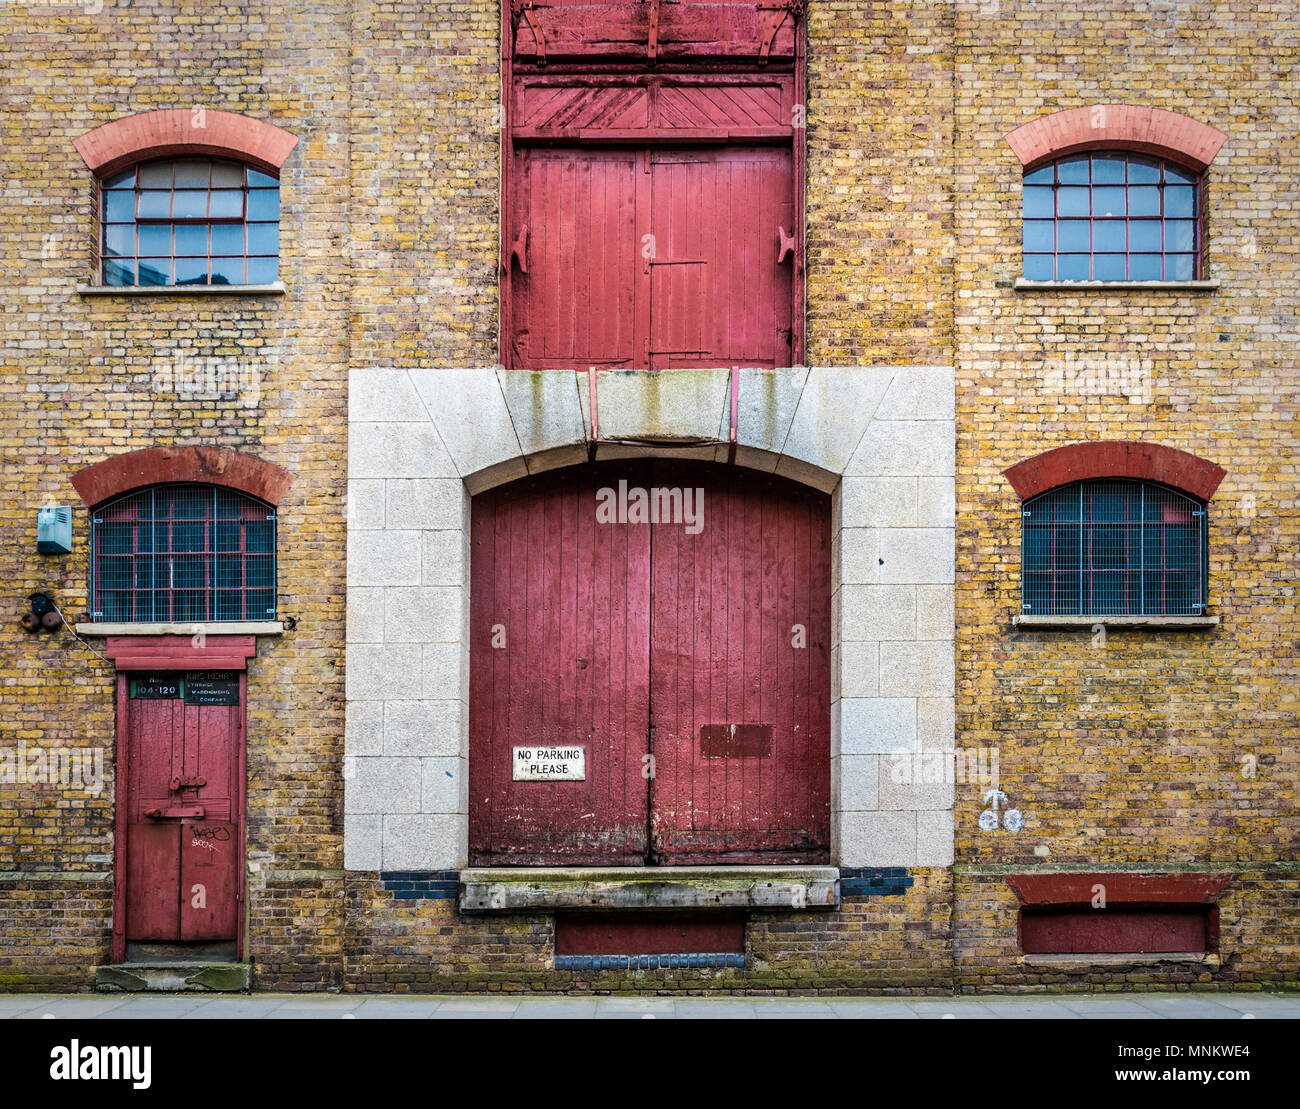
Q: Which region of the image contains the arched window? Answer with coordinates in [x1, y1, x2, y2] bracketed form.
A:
[90, 484, 276, 623]
[98, 158, 280, 287]
[1022, 153, 1201, 282]
[1022, 479, 1206, 616]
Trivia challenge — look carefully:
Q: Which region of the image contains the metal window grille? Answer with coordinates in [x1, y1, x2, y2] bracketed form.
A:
[1021, 480, 1206, 616]
[90, 484, 276, 623]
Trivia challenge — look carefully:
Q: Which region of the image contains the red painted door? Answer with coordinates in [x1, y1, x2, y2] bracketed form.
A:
[647, 148, 793, 369]
[649, 461, 831, 863]
[469, 462, 652, 865]
[469, 461, 830, 865]
[509, 146, 793, 371]
[124, 673, 242, 943]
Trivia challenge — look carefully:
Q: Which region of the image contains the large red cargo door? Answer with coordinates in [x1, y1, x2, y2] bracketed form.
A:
[510, 148, 641, 370]
[470, 461, 830, 866]
[648, 148, 793, 370]
[124, 673, 241, 943]
[648, 461, 831, 863]
[469, 462, 652, 864]
[509, 146, 793, 371]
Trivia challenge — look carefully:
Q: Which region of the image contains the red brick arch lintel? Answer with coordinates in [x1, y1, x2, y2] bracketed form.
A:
[1003, 442, 1226, 503]
[74, 109, 298, 179]
[1005, 105, 1227, 174]
[69, 446, 293, 508]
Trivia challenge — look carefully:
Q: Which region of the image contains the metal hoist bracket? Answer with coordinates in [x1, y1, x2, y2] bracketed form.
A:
[513, 0, 546, 66]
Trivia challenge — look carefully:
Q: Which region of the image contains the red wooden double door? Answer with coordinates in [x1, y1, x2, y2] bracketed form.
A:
[510, 145, 794, 371]
[469, 461, 831, 866]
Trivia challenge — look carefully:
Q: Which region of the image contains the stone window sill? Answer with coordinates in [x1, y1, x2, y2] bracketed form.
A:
[77, 283, 285, 297]
[75, 621, 284, 636]
[1010, 279, 1220, 292]
[1014, 615, 1219, 629]
[459, 865, 840, 913]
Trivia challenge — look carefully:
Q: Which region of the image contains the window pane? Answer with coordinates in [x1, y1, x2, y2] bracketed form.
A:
[1091, 155, 1126, 184]
[1167, 254, 1196, 281]
[1128, 159, 1160, 184]
[1093, 254, 1126, 281]
[247, 189, 279, 220]
[174, 257, 210, 285]
[103, 224, 134, 257]
[1023, 221, 1054, 252]
[103, 258, 135, 286]
[211, 224, 244, 254]
[247, 223, 278, 254]
[1057, 187, 1090, 216]
[1023, 187, 1054, 218]
[1164, 164, 1196, 185]
[209, 190, 244, 218]
[247, 169, 278, 188]
[1057, 254, 1090, 281]
[1057, 156, 1089, 184]
[1128, 186, 1160, 215]
[246, 257, 279, 284]
[103, 190, 135, 221]
[104, 169, 135, 189]
[1058, 220, 1090, 252]
[209, 256, 244, 285]
[211, 161, 244, 187]
[173, 190, 208, 218]
[1129, 221, 1162, 251]
[137, 191, 171, 218]
[172, 159, 212, 186]
[138, 162, 173, 186]
[139, 258, 171, 285]
[138, 224, 171, 255]
[1023, 254, 1053, 281]
[174, 224, 208, 255]
[1167, 220, 1196, 252]
[1093, 221, 1125, 252]
[1092, 186, 1125, 217]
[1165, 186, 1195, 217]
[1129, 254, 1162, 280]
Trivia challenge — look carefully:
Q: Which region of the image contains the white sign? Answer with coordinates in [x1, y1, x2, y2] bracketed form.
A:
[512, 746, 586, 781]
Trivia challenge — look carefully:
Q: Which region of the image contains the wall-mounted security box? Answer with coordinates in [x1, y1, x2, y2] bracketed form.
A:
[37, 506, 72, 554]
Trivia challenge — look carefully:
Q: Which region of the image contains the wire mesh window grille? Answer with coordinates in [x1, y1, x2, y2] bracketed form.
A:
[1022, 480, 1206, 616]
[98, 158, 280, 287]
[91, 485, 276, 623]
[1022, 153, 1202, 281]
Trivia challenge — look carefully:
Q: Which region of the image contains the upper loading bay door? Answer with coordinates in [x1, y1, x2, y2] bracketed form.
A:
[510, 146, 794, 371]
[468, 460, 831, 866]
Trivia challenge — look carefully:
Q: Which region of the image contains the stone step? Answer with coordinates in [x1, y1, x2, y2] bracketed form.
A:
[95, 962, 250, 993]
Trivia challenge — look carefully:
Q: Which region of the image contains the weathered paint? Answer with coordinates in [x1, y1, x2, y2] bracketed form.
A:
[469, 460, 830, 866]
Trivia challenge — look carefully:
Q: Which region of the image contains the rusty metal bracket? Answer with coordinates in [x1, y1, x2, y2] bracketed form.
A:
[513, 0, 546, 66]
[757, 0, 803, 64]
[510, 223, 529, 273]
[646, 0, 660, 61]
[776, 225, 795, 264]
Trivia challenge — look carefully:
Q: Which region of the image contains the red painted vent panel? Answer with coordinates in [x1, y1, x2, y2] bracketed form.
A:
[1021, 907, 1209, 955]
[556, 912, 745, 956]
